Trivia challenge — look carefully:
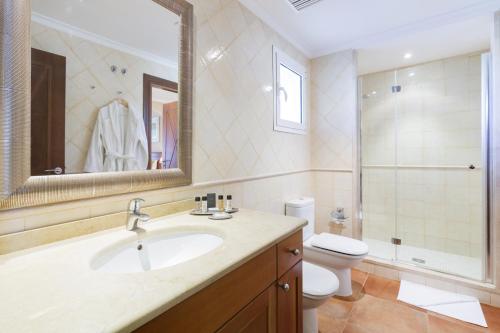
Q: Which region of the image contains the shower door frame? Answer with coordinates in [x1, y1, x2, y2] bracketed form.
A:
[356, 53, 493, 283]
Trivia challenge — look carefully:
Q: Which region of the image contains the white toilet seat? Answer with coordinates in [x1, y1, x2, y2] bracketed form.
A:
[303, 261, 339, 299]
[305, 233, 368, 257]
[303, 233, 369, 297]
[304, 237, 366, 259]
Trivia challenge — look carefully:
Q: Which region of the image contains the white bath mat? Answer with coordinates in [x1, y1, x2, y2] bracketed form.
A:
[397, 280, 487, 327]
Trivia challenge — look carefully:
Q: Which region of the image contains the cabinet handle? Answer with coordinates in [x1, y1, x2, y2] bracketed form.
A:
[290, 248, 300, 256]
[279, 282, 290, 292]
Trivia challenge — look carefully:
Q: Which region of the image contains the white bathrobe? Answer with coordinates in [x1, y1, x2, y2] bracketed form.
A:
[84, 101, 148, 173]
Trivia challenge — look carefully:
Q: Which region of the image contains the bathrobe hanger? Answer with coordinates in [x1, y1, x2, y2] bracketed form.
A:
[114, 98, 129, 108]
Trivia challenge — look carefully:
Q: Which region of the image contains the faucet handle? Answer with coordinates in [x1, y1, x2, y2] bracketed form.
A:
[129, 198, 145, 213]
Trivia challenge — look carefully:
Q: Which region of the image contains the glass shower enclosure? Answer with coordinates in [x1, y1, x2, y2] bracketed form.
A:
[359, 52, 490, 281]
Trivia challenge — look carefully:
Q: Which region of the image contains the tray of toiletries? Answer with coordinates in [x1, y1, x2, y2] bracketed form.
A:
[190, 207, 239, 216]
[191, 193, 238, 216]
[190, 210, 214, 216]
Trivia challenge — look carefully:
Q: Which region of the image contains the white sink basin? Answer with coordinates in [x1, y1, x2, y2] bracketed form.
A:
[91, 232, 224, 273]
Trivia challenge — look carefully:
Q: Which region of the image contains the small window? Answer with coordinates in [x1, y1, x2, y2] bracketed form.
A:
[273, 46, 307, 134]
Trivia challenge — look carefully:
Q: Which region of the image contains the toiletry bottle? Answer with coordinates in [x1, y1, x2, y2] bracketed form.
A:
[201, 196, 208, 213]
[225, 195, 232, 211]
[195, 196, 201, 211]
[217, 195, 224, 211]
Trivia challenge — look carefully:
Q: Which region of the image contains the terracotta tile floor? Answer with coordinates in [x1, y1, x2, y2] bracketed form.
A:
[317, 270, 500, 333]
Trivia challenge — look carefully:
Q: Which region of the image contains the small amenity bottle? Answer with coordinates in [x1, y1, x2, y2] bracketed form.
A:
[218, 195, 224, 211]
[195, 196, 201, 211]
[225, 195, 232, 211]
[201, 196, 208, 213]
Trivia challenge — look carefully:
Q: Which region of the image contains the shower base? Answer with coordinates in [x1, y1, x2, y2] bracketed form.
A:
[364, 238, 483, 281]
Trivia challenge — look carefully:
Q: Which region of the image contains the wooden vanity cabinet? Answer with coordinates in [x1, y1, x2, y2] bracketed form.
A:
[134, 231, 303, 333]
[276, 229, 303, 333]
[217, 285, 276, 333]
[277, 261, 302, 333]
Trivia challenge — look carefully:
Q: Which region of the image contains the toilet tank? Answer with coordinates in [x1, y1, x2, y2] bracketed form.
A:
[285, 197, 315, 240]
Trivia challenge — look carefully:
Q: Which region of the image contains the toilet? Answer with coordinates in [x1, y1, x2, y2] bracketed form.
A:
[285, 198, 340, 333]
[286, 197, 369, 298]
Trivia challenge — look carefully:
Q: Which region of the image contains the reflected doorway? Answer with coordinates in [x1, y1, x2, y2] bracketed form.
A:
[143, 74, 179, 170]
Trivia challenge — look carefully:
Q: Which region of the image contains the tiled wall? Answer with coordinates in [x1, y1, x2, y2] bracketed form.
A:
[0, 0, 312, 241]
[310, 50, 358, 236]
[361, 52, 485, 257]
[0, 170, 314, 239]
[192, 0, 310, 182]
[31, 22, 176, 173]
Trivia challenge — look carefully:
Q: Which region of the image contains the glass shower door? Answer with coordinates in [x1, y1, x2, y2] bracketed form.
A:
[360, 71, 398, 262]
[392, 54, 486, 280]
[360, 52, 488, 281]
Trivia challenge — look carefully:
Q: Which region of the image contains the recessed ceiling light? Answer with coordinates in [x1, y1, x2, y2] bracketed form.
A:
[371, 91, 377, 95]
[409, 72, 415, 77]
[404, 53, 413, 59]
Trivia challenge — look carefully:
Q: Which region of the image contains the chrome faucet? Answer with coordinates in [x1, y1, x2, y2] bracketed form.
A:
[126, 198, 150, 231]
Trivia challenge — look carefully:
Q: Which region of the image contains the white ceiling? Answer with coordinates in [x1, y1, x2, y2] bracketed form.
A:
[239, 0, 500, 66]
[32, 0, 180, 66]
[357, 15, 491, 74]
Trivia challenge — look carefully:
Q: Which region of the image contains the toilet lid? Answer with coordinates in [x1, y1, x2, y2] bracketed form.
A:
[311, 233, 369, 256]
[302, 262, 339, 297]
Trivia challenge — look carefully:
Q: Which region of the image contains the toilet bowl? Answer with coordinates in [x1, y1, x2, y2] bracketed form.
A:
[285, 198, 369, 297]
[304, 232, 368, 296]
[302, 261, 339, 333]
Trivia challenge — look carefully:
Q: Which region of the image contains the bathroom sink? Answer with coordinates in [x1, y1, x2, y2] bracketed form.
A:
[91, 232, 224, 273]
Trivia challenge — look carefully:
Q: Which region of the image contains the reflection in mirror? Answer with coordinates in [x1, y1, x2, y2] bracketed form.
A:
[30, 0, 180, 175]
[143, 74, 179, 170]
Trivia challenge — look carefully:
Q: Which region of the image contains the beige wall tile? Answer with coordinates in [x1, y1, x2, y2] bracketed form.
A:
[491, 293, 500, 308]
[24, 206, 91, 230]
[456, 285, 491, 304]
[373, 265, 399, 280]
[0, 218, 24, 235]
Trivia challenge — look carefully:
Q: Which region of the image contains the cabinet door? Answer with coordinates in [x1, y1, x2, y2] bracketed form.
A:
[217, 286, 276, 333]
[277, 261, 302, 333]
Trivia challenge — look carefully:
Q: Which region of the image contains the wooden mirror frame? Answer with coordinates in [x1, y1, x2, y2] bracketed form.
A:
[0, 0, 193, 209]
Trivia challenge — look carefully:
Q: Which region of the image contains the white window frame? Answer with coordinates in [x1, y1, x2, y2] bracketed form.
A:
[272, 46, 307, 135]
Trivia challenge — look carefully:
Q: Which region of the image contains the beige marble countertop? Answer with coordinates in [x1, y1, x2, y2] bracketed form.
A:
[0, 209, 306, 333]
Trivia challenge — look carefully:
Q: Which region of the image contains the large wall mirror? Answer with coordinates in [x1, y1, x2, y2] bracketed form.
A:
[0, 0, 192, 208]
